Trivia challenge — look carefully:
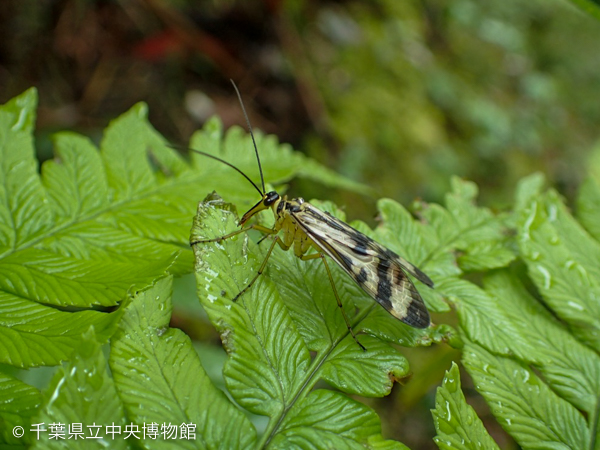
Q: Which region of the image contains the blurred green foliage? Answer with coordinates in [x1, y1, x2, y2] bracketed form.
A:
[3, 0, 599, 215]
[283, 0, 600, 208]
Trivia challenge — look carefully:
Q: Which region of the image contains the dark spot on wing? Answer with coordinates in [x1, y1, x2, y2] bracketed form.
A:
[356, 268, 368, 284]
[337, 252, 353, 270]
[404, 297, 430, 328]
[376, 260, 392, 309]
[393, 268, 430, 327]
[305, 208, 345, 231]
[395, 267, 409, 287]
[413, 266, 434, 287]
[353, 242, 368, 256]
[324, 217, 344, 231]
[382, 247, 434, 288]
[382, 248, 399, 260]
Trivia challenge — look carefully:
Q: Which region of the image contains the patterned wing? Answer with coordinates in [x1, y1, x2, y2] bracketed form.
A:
[292, 203, 431, 328]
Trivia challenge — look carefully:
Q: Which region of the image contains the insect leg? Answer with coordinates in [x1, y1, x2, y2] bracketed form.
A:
[232, 235, 280, 302]
[190, 224, 275, 246]
[303, 253, 366, 351]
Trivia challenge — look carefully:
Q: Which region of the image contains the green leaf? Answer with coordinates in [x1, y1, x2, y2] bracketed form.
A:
[577, 176, 600, 241]
[189, 166, 518, 446]
[577, 142, 600, 241]
[0, 293, 122, 367]
[191, 200, 414, 448]
[444, 270, 600, 417]
[295, 156, 376, 196]
[0, 90, 357, 369]
[443, 173, 600, 449]
[0, 88, 51, 250]
[483, 272, 600, 414]
[30, 328, 126, 449]
[455, 239, 515, 272]
[191, 202, 312, 413]
[188, 118, 369, 207]
[267, 237, 369, 351]
[0, 371, 41, 446]
[462, 341, 590, 450]
[432, 362, 500, 450]
[110, 276, 257, 450]
[318, 334, 409, 397]
[517, 186, 600, 351]
[565, 0, 600, 21]
[267, 390, 408, 450]
[414, 176, 516, 275]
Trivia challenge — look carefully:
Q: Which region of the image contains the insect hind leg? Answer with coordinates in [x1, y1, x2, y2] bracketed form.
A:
[303, 253, 366, 352]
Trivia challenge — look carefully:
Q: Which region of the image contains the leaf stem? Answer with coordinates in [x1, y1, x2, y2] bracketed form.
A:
[256, 297, 379, 449]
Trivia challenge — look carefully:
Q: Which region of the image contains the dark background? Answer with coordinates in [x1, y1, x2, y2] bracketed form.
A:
[2, 0, 599, 448]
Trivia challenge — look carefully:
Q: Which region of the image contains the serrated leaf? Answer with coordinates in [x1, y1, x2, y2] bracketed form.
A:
[414, 177, 515, 275]
[220, 278, 311, 416]
[462, 341, 590, 450]
[110, 276, 256, 450]
[577, 140, 600, 240]
[318, 334, 409, 397]
[267, 242, 363, 352]
[296, 156, 375, 195]
[191, 203, 312, 415]
[514, 172, 545, 214]
[267, 390, 408, 450]
[446, 172, 600, 449]
[1, 248, 174, 308]
[432, 362, 500, 450]
[30, 328, 126, 449]
[0, 293, 122, 367]
[358, 305, 434, 348]
[456, 240, 515, 272]
[482, 271, 600, 414]
[191, 202, 413, 447]
[517, 187, 600, 351]
[444, 269, 600, 416]
[577, 176, 600, 241]
[0, 88, 51, 250]
[188, 119, 367, 208]
[1, 90, 357, 369]
[0, 371, 41, 446]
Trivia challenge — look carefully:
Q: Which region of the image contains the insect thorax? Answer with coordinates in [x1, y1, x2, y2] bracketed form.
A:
[273, 197, 313, 257]
[275, 196, 305, 215]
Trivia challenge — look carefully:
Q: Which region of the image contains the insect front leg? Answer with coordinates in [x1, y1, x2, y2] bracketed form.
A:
[301, 252, 367, 352]
[231, 230, 282, 302]
[190, 224, 275, 246]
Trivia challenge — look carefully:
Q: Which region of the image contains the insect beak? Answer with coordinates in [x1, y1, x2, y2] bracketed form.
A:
[239, 199, 268, 226]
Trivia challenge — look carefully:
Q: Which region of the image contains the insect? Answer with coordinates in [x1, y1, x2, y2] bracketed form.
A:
[190, 82, 434, 350]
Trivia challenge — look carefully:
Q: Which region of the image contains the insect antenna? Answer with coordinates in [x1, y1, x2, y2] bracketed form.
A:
[230, 79, 266, 195]
[170, 145, 264, 197]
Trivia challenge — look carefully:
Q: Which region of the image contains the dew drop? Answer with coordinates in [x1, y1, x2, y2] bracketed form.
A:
[536, 265, 552, 289]
[567, 301, 584, 311]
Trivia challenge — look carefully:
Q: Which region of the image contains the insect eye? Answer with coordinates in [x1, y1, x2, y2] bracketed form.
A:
[264, 191, 280, 206]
